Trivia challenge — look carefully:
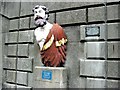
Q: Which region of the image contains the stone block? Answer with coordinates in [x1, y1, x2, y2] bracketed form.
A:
[20, 2, 38, 16]
[86, 78, 106, 88]
[34, 80, 67, 88]
[79, 77, 86, 88]
[2, 70, 7, 84]
[18, 30, 34, 43]
[107, 5, 120, 20]
[64, 26, 80, 42]
[46, 2, 102, 11]
[65, 42, 81, 88]
[80, 24, 106, 41]
[20, 2, 102, 16]
[56, 9, 86, 24]
[2, 16, 10, 33]
[16, 85, 31, 90]
[5, 33, 9, 44]
[88, 6, 105, 22]
[7, 44, 17, 56]
[107, 61, 120, 78]
[3, 83, 15, 89]
[28, 73, 33, 87]
[48, 13, 55, 24]
[4, 57, 16, 69]
[34, 66, 67, 88]
[35, 66, 67, 83]
[19, 17, 30, 29]
[7, 32, 18, 43]
[80, 59, 105, 77]
[30, 16, 35, 28]
[17, 58, 33, 72]
[107, 23, 120, 39]
[17, 71, 27, 85]
[9, 19, 19, 30]
[108, 41, 120, 58]
[85, 42, 106, 59]
[18, 44, 29, 57]
[107, 80, 120, 88]
[6, 70, 16, 83]
[2, 2, 20, 18]
[28, 44, 35, 58]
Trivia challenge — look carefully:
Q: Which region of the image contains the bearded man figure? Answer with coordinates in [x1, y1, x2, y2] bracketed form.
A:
[32, 5, 67, 67]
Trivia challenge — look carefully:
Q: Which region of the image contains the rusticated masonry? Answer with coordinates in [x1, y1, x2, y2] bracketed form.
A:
[1, 1, 120, 89]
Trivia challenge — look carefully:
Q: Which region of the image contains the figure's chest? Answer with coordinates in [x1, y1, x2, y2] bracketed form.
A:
[35, 27, 50, 41]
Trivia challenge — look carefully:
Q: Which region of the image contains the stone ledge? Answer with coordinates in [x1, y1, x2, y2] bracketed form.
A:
[34, 66, 68, 88]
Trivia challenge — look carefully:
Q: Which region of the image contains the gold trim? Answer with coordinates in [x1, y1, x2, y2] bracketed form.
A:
[42, 35, 54, 51]
[56, 38, 67, 47]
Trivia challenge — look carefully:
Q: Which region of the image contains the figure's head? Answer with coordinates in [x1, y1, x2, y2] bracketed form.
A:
[32, 5, 49, 27]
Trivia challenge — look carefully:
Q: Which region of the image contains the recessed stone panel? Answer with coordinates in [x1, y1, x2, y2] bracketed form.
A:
[9, 19, 19, 30]
[7, 70, 16, 83]
[19, 17, 30, 29]
[18, 44, 29, 57]
[107, 61, 120, 78]
[108, 42, 120, 58]
[107, 5, 120, 20]
[86, 42, 106, 59]
[4, 57, 16, 69]
[18, 30, 34, 43]
[7, 44, 17, 56]
[87, 78, 106, 88]
[80, 59, 105, 77]
[17, 71, 27, 85]
[17, 58, 33, 72]
[107, 23, 120, 39]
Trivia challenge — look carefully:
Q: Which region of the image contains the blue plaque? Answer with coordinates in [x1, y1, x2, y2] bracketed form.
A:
[42, 70, 52, 80]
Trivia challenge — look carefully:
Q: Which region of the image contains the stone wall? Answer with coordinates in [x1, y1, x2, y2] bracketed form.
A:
[1, 1, 120, 88]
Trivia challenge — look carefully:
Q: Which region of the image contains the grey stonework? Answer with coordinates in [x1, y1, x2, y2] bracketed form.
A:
[1, 1, 120, 89]
[86, 78, 106, 88]
[19, 17, 30, 29]
[18, 30, 34, 43]
[107, 61, 120, 78]
[7, 44, 17, 56]
[107, 5, 120, 20]
[107, 23, 120, 39]
[16, 71, 28, 85]
[107, 80, 120, 88]
[6, 32, 18, 43]
[88, 6, 105, 22]
[80, 59, 106, 77]
[56, 9, 86, 24]
[9, 19, 19, 31]
[6, 70, 16, 83]
[3, 57, 16, 69]
[108, 42, 120, 58]
[17, 58, 33, 72]
[18, 44, 29, 57]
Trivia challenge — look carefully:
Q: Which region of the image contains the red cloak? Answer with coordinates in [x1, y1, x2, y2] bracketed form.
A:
[40, 23, 67, 67]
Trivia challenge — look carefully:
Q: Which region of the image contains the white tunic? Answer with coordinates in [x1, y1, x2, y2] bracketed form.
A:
[34, 22, 53, 50]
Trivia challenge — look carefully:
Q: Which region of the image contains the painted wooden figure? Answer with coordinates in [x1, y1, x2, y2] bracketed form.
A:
[33, 5, 67, 67]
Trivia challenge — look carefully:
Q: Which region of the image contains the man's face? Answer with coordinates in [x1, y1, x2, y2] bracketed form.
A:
[33, 6, 46, 27]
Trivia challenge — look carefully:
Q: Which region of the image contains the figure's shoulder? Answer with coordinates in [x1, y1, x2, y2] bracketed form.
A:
[53, 23, 63, 30]
[34, 27, 41, 35]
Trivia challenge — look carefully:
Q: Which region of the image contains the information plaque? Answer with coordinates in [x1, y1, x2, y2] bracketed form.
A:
[42, 70, 52, 80]
[85, 26, 100, 37]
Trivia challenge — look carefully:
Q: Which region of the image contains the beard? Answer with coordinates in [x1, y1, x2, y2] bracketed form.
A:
[34, 18, 46, 27]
